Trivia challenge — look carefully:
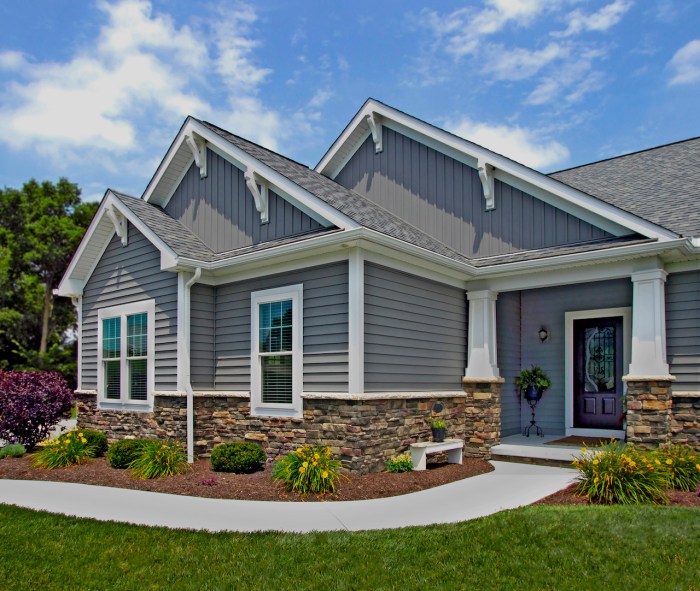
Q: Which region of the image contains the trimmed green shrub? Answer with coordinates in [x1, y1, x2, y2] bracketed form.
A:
[387, 452, 414, 473]
[106, 439, 150, 469]
[210, 442, 266, 474]
[129, 439, 190, 480]
[655, 444, 700, 492]
[272, 445, 343, 494]
[33, 431, 95, 469]
[0, 443, 26, 458]
[58, 429, 108, 457]
[572, 440, 668, 505]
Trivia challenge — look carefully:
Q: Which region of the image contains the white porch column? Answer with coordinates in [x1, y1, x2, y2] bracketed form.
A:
[627, 269, 670, 377]
[465, 290, 500, 379]
[348, 248, 365, 394]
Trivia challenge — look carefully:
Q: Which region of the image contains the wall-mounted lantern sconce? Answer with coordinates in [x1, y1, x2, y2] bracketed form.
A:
[538, 327, 549, 343]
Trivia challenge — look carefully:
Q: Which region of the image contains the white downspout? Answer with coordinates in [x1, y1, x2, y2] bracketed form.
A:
[184, 267, 202, 463]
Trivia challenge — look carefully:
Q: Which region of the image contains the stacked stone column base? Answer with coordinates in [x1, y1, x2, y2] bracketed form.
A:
[623, 376, 674, 448]
[462, 378, 503, 459]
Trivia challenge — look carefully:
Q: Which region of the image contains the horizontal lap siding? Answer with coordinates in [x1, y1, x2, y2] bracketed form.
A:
[81, 228, 178, 391]
[666, 271, 700, 391]
[497, 292, 522, 436]
[165, 150, 322, 254]
[215, 262, 349, 391]
[335, 129, 610, 258]
[364, 263, 466, 391]
[191, 284, 216, 390]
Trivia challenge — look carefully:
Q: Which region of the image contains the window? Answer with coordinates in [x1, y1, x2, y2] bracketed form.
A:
[251, 285, 303, 417]
[97, 300, 155, 407]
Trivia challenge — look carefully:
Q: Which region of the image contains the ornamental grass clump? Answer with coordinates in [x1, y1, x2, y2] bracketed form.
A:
[106, 439, 150, 469]
[387, 452, 414, 473]
[0, 443, 26, 459]
[572, 440, 668, 505]
[129, 439, 190, 480]
[210, 442, 266, 474]
[655, 444, 700, 492]
[272, 445, 343, 494]
[32, 430, 96, 469]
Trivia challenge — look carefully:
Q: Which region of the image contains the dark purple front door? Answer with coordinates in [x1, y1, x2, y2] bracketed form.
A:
[573, 317, 624, 430]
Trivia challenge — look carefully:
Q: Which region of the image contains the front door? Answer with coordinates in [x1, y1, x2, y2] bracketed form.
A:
[573, 317, 624, 429]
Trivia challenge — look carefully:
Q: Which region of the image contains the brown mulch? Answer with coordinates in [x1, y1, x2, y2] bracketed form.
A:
[535, 482, 700, 507]
[0, 455, 493, 502]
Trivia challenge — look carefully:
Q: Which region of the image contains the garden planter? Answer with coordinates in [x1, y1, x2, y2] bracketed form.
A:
[524, 385, 543, 402]
[431, 427, 447, 442]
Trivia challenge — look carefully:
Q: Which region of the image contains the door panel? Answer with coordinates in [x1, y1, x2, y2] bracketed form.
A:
[573, 316, 624, 429]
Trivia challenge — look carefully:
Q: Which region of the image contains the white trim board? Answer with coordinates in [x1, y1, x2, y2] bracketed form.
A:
[564, 307, 631, 438]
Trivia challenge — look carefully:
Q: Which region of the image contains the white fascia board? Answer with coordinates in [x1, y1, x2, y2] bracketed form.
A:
[144, 118, 358, 231]
[316, 100, 677, 241]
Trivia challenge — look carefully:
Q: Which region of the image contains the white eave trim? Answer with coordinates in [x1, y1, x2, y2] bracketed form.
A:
[315, 100, 678, 241]
[142, 118, 360, 232]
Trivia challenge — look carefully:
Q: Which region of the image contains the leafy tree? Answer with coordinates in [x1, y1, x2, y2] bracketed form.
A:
[0, 179, 97, 384]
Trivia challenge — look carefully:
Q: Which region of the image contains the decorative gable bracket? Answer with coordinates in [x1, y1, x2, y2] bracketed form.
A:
[105, 205, 128, 246]
[244, 167, 270, 224]
[366, 113, 383, 154]
[478, 158, 496, 211]
[185, 133, 208, 179]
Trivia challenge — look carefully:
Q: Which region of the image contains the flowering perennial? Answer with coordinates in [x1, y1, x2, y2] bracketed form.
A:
[33, 430, 95, 469]
[272, 445, 343, 494]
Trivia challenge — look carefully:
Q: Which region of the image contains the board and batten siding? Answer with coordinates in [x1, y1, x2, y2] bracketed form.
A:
[81, 227, 178, 391]
[496, 279, 632, 435]
[214, 262, 349, 392]
[335, 128, 611, 259]
[364, 263, 467, 392]
[190, 284, 216, 390]
[165, 149, 322, 254]
[666, 270, 700, 392]
[497, 291, 522, 436]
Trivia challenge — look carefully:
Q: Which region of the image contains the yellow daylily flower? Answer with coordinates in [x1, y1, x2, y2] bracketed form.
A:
[321, 471, 329, 479]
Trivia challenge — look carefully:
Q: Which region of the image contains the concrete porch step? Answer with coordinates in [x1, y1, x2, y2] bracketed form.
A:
[490, 434, 582, 468]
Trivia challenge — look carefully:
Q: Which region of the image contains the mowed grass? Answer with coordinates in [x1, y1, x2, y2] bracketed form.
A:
[0, 504, 698, 590]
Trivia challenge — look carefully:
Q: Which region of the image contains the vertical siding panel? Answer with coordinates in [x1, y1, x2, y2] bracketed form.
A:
[498, 291, 521, 435]
[666, 271, 700, 391]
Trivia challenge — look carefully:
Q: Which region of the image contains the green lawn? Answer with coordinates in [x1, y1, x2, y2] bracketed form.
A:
[0, 504, 698, 590]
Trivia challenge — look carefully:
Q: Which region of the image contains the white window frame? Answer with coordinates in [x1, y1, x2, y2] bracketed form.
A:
[97, 300, 156, 409]
[250, 284, 303, 418]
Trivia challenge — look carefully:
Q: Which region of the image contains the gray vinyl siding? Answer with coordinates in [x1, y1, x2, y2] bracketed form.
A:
[165, 149, 322, 253]
[215, 262, 349, 391]
[497, 292, 522, 436]
[500, 279, 632, 434]
[666, 271, 700, 392]
[81, 227, 178, 391]
[364, 263, 467, 391]
[191, 284, 216, 390]
[335, 128, 611, 258]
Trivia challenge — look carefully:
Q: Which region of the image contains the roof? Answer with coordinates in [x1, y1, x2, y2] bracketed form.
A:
[550, 137, 700, 238]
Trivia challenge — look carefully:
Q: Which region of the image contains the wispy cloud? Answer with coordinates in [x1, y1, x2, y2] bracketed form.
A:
[445, 116, 570, 169]
[554, 0, 634, 37]
[667, 39, 700, 85]
[485, 43, 568, 81]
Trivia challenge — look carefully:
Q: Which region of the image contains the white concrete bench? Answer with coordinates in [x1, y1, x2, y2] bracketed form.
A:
[409, 439, 464, 471]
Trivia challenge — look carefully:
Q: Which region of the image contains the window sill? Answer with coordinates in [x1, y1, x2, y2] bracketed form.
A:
[249, 405, 302, 419]
[97, 401, 153, 413]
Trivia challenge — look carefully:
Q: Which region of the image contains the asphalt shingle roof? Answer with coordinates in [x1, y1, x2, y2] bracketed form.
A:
[549, 137, 700, 238]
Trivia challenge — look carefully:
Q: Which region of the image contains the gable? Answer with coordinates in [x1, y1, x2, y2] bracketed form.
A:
[165, 149, 323, 254]
[335, 128, 613, 259]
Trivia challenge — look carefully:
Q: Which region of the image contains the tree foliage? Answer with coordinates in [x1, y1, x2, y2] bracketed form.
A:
[0, 179, 97, 385]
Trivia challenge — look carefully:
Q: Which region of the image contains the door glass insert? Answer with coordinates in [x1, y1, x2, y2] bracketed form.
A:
[583, 325, 615, 393]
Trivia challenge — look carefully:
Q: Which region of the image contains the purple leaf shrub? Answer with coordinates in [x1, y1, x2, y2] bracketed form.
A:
[0, 370, 74, 448]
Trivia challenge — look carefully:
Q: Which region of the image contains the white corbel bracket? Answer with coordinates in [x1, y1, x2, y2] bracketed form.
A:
[105, 205, 128, 246]
[478, 158, 495, 211]
[185, 133, 208, 179]
[244, 167, 269, 224]
[366, 112, 383, 153]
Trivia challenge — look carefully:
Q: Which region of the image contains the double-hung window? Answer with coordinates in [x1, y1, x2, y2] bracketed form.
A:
[251, 285, 303, 417]
[97, 300, 155, 408]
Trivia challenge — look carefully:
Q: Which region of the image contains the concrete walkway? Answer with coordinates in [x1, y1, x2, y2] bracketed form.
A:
[0, 461, 576, 533]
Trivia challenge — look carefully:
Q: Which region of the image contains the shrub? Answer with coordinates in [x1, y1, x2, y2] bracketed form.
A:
[129, 439, 190, 479]
[0, 443, 26, 459]
[210, 442, 266, 474]
[655, 444, 700, 492]
[572, 440, 668, 505]
[387, 452, 414, 473]
[272, 445, 343, 494]
[0, 370, 73, 449]
[106, 439, 150, 469]
[32, 431, 95, 469]
[58, 429, 108, 457]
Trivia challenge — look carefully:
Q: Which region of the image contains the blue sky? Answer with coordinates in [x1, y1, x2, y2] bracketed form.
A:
[1, 0, 699, 202]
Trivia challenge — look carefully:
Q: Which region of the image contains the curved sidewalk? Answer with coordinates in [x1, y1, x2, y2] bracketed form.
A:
[0, 461, 576, 533]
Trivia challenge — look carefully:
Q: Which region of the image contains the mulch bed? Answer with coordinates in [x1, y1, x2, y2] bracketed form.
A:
[0, 455, 493, 502]
[535, 482, 700, 507]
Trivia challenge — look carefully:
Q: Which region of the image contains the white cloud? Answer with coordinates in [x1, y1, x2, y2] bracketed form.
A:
[485, 43, 568, 81]
[446, 116, 570, 169]
[0, 50, 27, 71]
[556, 0, 633, 37]
[667, 39, 700, 85]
